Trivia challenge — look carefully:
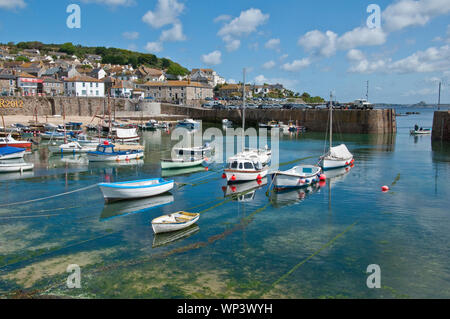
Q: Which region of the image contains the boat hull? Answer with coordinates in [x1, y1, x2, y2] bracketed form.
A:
[0, 150, 26, 160]
[99, 179, 174, 202]
[87, 152, 144, 162]
[322, 157, 353, 170]
[0, 142, 32, 149]
[271, 169, 321, 188]
[161, 158, 204, 170]
[224, 167, 269, 183]
[0, 163, 34, 173]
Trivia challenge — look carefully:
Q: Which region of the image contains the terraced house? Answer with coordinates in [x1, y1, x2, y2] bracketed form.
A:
[64, 76, 105, 97]
[0, 74, 16, 96]
[136, 80, 213, 105]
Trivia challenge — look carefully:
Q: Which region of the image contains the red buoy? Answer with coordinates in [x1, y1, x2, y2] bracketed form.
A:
[205, 167, 209, 171]
[231, 186, 237, 192]
[319, 174, 327, 181]
[257, 174, 262, 180]
[231, 175, 236, 181]
[222, 173, 226, 179]
[319, 181, 326, 188]
[381, 186, 390, 192]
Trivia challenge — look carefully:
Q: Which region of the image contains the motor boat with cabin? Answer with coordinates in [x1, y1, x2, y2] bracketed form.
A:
[87, 142, 144, 162]
[223, 154, 269, 183]
[177, 119, 200, 130]
[0, 134, 32, 149]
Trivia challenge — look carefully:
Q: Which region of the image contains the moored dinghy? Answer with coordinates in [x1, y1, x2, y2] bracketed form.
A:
[152, 212, 200, 234]
[0, 161, 34, 173]
[87, 143, 144, 162]
[98, 178, 174, 202]
[270, 165, 322, 189]
[0, 146, 26, 160]
[49, 141, 97, 154]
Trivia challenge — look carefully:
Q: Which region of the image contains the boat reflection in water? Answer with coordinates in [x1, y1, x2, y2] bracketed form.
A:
[161, 165, 206, 178]
[222, 177, 268, 202]
[48, 154, 89, 166]
[89, 159, 144, 169]
[325, 165, 353, 186]
[100, 193, 174, 221]
[270, 183, 321, 208]
[152, 224, 200, 248]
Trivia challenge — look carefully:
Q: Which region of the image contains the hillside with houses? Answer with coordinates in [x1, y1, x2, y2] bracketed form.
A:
[0, 41, 318, 107]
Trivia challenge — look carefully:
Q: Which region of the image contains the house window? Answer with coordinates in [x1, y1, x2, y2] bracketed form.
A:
[82, 90, 87, 95]
[90, 83, 93, 88]
[82, 82, 85, 87]
[96, 91, 99, 96]
[96, 83, 99, 88]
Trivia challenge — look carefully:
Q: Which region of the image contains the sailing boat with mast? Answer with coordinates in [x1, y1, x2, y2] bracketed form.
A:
[223, 69, 270, 183]
[319, 93, 354, 170]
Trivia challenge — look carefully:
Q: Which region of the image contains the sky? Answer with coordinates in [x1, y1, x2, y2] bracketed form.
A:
[0, 0, 449, 104]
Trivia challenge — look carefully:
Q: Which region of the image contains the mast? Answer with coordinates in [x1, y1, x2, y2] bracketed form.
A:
[63, 103, 67, 144]
[108, 94, 112, 139]
[242, 68, 246, 152]
[329, 92, 333, 152]
[438, 81, 441, 111]
[366, 80, 369, 101]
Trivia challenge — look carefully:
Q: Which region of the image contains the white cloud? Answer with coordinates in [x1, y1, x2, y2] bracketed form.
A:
[214, 15, 232, 23]
[142, 0, 184, 29]
[281, 58, 311, 72]
[298, 30, 338, 57]
[217, 8, 269, 52]
[383, 0, 450, 32]
[265, 38, 280, 50]
[160, 23, 186, 42]
[224, 37, 241, 52]
[262, 60, 276, 69]
[279, 54, 289, 61]
[122, 31, 139, 40]
[347, 45, 450, 74]
[298, 27, 386, 58]
[201, 50, 222, 66]
[145, 42, 163, 53]
[0, 0, 26, 10]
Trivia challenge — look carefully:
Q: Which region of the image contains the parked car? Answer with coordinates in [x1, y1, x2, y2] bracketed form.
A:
[246, 104, 258, 109]
[291, 104, 313, 109]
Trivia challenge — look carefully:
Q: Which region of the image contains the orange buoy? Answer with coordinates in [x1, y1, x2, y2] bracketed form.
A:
[381, 186, 390, 192]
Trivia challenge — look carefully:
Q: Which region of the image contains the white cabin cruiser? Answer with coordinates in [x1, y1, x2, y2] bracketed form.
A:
[223, 154, 268, 183]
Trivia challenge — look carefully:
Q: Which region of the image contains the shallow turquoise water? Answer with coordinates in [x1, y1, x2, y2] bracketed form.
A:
[0, 108, 449, 298]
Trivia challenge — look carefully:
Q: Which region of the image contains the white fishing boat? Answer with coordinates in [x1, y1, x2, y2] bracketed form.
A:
[0, 135, 32, 149]
[320, 93, 354, 170]
[410, 128, 432, 135]
[98, 178, 174, 202]
[0, 146, 26, 160]
[151, 212, 200, 234]
[223, 154, 269, 183]
[177, 119, 200, 130]
[270, 165, 322, 189]
[0, 161, 34, 173]
[161, 157, 204, 170]
[237, 146, 271, 166]
[87, 143, 144, 162]
[173, 143, 212, 158]
[113, 128, 140, 143]
[40, 131, 68, 140]
[49, 141, 97, 154]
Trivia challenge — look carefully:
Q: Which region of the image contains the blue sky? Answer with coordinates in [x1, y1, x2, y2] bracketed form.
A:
[0, 0, 449, 104]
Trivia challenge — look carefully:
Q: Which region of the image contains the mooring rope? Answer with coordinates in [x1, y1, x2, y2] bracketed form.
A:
[0, 184, 98, 208]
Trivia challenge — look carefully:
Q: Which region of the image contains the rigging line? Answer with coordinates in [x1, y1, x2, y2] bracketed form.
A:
[0, 184, 98, 208]
[262, 221, 358, 297]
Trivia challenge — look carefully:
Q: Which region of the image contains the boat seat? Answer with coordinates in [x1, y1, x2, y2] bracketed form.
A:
[175, 217, 191, 222]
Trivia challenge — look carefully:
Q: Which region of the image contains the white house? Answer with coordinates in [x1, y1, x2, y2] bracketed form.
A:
[110, 81, 133, 98]
[64, 76, 105, 97]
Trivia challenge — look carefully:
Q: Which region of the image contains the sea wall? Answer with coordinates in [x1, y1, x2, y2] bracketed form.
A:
[0, 97, 397, 134]
[432, 111, 450, 141]
[160, 104, 397, 134]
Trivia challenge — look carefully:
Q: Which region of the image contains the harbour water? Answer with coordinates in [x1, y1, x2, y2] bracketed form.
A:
[0, 107, 449, 298]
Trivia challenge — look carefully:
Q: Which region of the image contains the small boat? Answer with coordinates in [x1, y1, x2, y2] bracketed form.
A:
[98, 178, 174, 202]
[161, 157, 204, 170]
[0, 135, 32, 149]
[259, 121, 280, 129]
[319, 93, 354, 170]
[161, 165, 206, 178]
[113, 128, 140, 143]
[223, 154, 269, 183]
[0, 161, 34, 173]
[151, 212, 200, 234]
[0, 146, 26, 160]
[40, 131, 70, 140]
[57, 122, 83, 134]
[87, 143, 144, 162]
[222, 119, 233, 127]
[410, 128, 431, 135]
[139, 120, 158, 131]
[48, 141, 97, 154]
[270, 165, 322, 189]
[173, 143, 212, 158]
[177, 119, 200, 130]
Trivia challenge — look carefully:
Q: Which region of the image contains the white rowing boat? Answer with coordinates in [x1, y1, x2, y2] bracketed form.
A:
[98, 178, 174, 202]
[151, 212, 200, 234]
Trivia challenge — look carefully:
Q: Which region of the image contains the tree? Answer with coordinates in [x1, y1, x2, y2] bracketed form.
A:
[161, 58, 171, 69]
[60, 42, 76, 55]
[16, 56, 30, 62]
